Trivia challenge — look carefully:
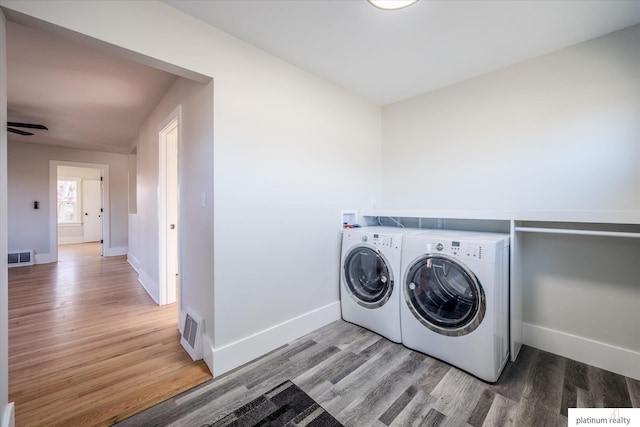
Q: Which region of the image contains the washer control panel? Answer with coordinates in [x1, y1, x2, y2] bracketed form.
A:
[434, 240, 484, 260]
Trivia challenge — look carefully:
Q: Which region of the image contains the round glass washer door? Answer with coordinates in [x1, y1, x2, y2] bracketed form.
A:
[343, 246, 393, 309]
[404, 254, 485, 336]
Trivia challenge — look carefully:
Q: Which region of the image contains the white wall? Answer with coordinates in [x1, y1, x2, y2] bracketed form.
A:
[522, 233, 640, 352]
[127, 77, 214, 319]
[381, 24, 640, 211]
[3, 0, 381, 375]
[212, 52, 380, 372]
[380, 25, 640, 374]
[127, 143, 139, 273]
[127, 152, 136, 214]
[7, 142, 128, 259]
[0, 9, 12, 427]
[58, 165, 101, 179]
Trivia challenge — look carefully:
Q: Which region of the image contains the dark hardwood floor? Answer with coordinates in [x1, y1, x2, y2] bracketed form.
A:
[117, 319, 640, 427]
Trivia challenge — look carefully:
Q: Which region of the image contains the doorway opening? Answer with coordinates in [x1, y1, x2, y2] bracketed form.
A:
[2, 13, 215, 419]
[49, 161, 109, 262]
[56, 165, 104, 252]
[158, 107, 180, 307]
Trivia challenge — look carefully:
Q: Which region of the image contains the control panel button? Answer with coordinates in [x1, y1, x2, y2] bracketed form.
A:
[436, 242, 444, 251]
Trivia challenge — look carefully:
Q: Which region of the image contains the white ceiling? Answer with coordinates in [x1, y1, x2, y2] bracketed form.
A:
[164, 0, 640, 105]
[5, 1, 640, 154]
[6, 20, 178, 154]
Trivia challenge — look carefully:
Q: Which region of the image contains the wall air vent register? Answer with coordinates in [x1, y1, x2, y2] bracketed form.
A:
[181, 308, 204, 361]
[8, 250, 34, 267]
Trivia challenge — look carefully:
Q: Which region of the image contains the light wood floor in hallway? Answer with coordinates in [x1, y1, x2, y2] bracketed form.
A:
[8, 243, 212, 426]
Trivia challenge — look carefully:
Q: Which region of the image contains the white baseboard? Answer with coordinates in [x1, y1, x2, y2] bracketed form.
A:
[211, 301, 341, 376]
[137, 267, 159, 304]
[34, 253, 53, 264]
[202, 334, 214, 375]
[58, 237, 83, 245]
[128, 254, 158, 305]
[2, 402, 15, 427]
[127, 253, 141, 274]
[104, 246, 128, 257]
[523, 322, 640, 380]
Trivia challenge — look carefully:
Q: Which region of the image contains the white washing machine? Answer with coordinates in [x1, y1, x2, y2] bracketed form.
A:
[340, 226, 422, 343]
[400, 230, 510, 382]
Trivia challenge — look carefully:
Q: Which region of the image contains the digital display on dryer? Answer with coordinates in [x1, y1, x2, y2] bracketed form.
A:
[452, 241, 460, 247]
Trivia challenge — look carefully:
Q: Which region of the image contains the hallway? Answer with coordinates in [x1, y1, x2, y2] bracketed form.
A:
[8, 243, 212, 426]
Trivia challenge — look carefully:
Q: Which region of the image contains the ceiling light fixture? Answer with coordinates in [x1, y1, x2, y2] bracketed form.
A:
[368, 0, 419, 10]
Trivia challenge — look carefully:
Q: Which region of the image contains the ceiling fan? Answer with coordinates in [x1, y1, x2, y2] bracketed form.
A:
[7, 121, 48, 136]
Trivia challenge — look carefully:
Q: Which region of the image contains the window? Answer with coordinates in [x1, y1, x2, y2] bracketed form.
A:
[57, 178, 81, 224]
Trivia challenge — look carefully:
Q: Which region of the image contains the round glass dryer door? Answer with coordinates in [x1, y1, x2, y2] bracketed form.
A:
[343, 246, 393, 309]
[404, 255, 485, 336]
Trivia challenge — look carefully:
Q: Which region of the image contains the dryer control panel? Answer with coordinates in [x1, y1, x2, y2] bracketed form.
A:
[434, 240, 484, 261]
[363, 233, 397, 249]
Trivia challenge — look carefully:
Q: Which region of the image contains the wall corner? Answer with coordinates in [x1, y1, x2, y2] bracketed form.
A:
[2, 402, 15, 427]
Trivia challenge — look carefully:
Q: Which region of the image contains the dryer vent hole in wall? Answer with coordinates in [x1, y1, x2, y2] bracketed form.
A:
[8, 250, 34, 267]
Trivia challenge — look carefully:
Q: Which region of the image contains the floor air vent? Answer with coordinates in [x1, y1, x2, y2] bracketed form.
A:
[8, 250, 34, 267]
[181, 309, 203, 361]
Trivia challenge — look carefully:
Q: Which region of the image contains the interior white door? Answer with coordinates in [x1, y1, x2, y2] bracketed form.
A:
[82, 179, 102, 242]
[159, 114, 179, 306]
[166, 125, 179, 305]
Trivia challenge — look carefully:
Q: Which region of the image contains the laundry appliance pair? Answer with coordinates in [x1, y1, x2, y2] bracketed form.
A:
[339, 226, 510, 382]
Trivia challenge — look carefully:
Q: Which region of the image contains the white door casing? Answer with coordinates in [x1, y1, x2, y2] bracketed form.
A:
[158, 106, 180, 306]
[49, 161, 109, 262]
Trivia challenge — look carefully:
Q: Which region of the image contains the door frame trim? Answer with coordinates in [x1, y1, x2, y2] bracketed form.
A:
[158, 105, 181, 306]
[49, 160, 109, 262]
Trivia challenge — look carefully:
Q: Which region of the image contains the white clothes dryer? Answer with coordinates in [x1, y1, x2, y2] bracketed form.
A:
[400, 230, 510, 382]
[340, 226, 422, 343]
